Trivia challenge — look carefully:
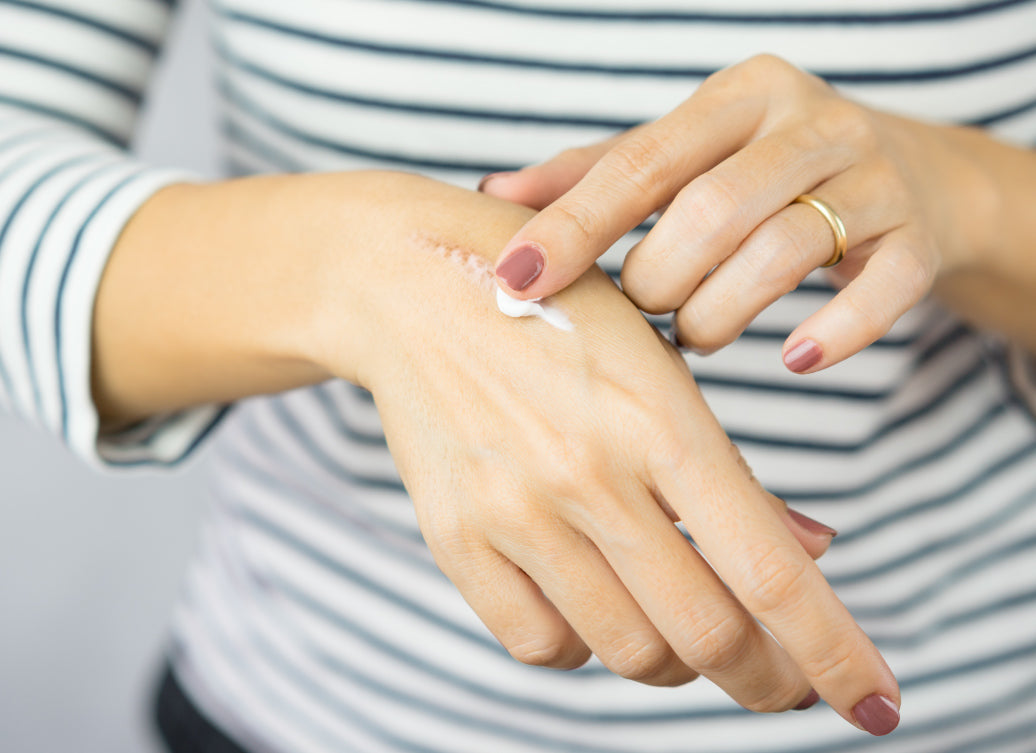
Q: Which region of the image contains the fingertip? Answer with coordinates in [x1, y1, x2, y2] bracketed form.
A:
[785, 507, 837, 560]
[478, 171, 516, 195]
[782, 338, 823, 374]
[495, 243, 546, 294]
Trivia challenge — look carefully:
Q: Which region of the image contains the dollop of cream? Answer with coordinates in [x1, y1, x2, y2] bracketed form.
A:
[496, 286, 572, 331]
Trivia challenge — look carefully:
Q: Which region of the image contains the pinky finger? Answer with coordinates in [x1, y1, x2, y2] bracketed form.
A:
[446, 545, 593, 669]
[782, 229, 936, 373]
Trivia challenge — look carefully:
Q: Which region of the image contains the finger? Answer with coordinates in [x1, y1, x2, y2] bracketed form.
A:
[654, 480, 836, 560]
[657, 341, 835, 559]
[490, 517, 699, 687]
[673, 165, 904, 353]
[783, 504, 838, 560]
[782, 228, 936, 373]
[439, 542, 592, 669]
[649, 409, 900, 734]
[478, 132, 630, 210]
[621, 125, 854, 316]
[574, 488, 817, 712]
[494, 96, 765, 299]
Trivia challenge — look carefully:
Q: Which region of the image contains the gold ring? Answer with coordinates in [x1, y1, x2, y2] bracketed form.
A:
[793, 193, 847, 268]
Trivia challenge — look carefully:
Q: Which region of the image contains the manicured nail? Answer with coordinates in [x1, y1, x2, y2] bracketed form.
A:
[793, 689, 820, 710]
[787, 508, 838, 538]
[852, 694, 900, 736]
[496, 244, 544, 291]
[478, 171, 513, 192]
[783, 339, 823, 373]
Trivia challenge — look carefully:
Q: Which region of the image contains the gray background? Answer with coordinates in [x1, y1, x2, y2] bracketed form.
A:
[0, 2, 220, 751]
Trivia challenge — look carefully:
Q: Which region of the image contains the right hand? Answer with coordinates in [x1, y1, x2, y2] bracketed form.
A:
[319, 174, 899, 733]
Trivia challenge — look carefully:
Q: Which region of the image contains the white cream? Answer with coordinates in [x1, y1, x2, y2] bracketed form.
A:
[496, 286, 572, 331]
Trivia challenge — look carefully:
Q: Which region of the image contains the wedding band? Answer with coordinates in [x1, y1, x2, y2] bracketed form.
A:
[793, 193, 847, 268]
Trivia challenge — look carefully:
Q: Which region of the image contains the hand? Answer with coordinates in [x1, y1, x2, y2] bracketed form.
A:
[484, 54, 996, 372]
[93, 169, 897, 734]
[328, 174, 899, 734]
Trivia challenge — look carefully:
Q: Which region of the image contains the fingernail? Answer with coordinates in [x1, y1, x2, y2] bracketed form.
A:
[496, 244, 544, 291]
[478, 171, 513, 192]
[793, 689, 820, 710]
[783, 339, 823, 373]
[852, 694, 900, 736]
[787, 508, 838, 538]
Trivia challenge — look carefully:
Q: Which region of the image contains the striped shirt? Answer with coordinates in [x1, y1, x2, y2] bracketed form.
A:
[3, 1, 1036, 751]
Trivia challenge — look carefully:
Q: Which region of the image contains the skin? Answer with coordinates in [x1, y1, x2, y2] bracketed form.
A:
[488, 55, 1036, 367]
[90, 171, 899, 732]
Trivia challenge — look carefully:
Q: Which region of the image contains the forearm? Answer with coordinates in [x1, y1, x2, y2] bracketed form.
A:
[925, 123, 1036, 350]
[91, 170, 536, 427]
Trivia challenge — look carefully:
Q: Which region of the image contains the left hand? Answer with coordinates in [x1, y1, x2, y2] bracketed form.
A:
[484, 54, 992, 372]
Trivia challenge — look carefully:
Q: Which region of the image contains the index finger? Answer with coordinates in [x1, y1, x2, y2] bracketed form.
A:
[650, 413, 901, 736]
[494, 94, 765, 300]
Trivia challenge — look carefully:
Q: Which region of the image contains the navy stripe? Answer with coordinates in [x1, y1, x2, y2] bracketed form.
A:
[264, 396, 407, 493]
[219, 44, 639, 130]
[309, 384, 387, 448]
[231, 500, 511, 658]
[102, 405, 231, 467]
[0, 93, 124, 145]
[17, 156, 115, 419]
[203, 557, 1036, 753]
[0, 140, 85, 406]
[849, 504, 1036, 616]
[198, 566, 678, 753]
[0, 0, 162, 54]
[832, 439, 1036, 544]
[216, 3, 1036, 84]
[836, 488, 1036, 588]
[55, 168, 152, 441]
[217, 430, 421, 545]
[0, 46, 142, 104]
[400, 0, 1034, 25]
[965, 92, 1036, 127]
[731, 351, 989, 453]
[221, 78, 522, 173]
[774, 398, 1009, 502]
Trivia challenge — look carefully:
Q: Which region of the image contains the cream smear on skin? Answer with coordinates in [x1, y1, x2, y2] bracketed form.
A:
[414, 234, 572, 331]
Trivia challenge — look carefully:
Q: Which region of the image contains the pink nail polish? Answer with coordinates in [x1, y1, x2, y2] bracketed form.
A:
[478, 171, 512, 192]
[787, 508, 838, 538]
[783, 339, 822, 373]
[852, 694, 900, 736]
[496, 244, 544, 291]
[794, 689, 820, 710]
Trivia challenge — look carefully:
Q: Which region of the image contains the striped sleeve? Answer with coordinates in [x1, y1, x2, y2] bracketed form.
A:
[0, 0, 225, 468]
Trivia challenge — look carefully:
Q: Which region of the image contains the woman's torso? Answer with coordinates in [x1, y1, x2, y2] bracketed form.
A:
[171, 2, 1036, 751]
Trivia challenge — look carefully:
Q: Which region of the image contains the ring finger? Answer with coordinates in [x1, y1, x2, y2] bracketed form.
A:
[673, 163, 907, 353]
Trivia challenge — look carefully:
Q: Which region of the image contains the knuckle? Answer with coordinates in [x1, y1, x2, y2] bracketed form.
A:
[605, 131, 675, 195]
[508, 634, 585, 669]
[740, 681, 809, 714]
[537, 429, 607, 501]
[550, 197, 605, 246]
[683, 172, 746, 240]
[813, 98, 876, 151]
[675, 302, 735, 353]
[839, 287, 892, 344]
[754, 215, 820, 281]
[622, 265, 682, 314]
[682, 609, 755, 675]
[798, 636, 859, 687]
[604, 637, 675, 682]
[741, 543, 812, 617]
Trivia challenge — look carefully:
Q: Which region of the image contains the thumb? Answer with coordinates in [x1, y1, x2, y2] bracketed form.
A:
[493, 129, 674, 300]
[479, 138, 620, 210]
